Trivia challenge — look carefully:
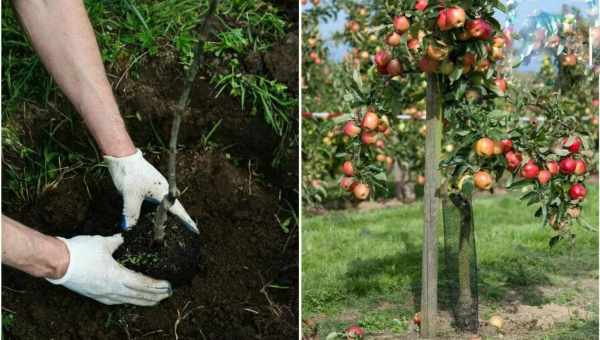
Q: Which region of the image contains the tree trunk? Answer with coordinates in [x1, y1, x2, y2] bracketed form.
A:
[448, 192, 478, 332]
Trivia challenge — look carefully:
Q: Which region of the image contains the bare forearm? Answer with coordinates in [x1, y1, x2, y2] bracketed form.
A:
[1, 216, 69, 279]
[12, 0, 135, 157]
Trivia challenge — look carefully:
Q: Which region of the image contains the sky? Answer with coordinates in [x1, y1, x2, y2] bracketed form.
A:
[306, 0, 593, 73]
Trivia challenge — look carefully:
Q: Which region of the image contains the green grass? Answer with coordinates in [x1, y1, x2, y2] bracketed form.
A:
[2, 0, 294, 208]
[302, 186, 599, 338]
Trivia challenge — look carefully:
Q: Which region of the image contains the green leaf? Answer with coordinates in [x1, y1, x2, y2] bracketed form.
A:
[449, 66, 463, 83]
[508, 179, 531, 190]
[374, 172, 387, 181]
[461, 178, 474, 196]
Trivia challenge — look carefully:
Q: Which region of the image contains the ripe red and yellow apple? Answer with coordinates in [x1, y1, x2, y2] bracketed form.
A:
[475, 138, 495, 157]
[537, 170, 551, 185]
[574, 159, 587, 175]
[353, 183, 370, 200]
[547, 161, 560, 176]
[343, 121, 361, 137]
[474, 171, 493, 190]
[393, 16, 410, 34]
[361, 112, 379, 130]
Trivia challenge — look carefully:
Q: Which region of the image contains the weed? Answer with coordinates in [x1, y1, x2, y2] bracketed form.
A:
[199, 119, 222, 151]
[2, 310, 16, 337]
[119, 253, 160, 267]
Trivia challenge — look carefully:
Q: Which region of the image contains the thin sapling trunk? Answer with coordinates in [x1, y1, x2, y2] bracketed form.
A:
[449, 192, 478, 331]
[153, 0, 219, 242]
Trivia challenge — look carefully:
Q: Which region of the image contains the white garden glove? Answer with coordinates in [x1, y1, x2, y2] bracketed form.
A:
[104, 149, 198, 234]
[46, 234, 172, 306]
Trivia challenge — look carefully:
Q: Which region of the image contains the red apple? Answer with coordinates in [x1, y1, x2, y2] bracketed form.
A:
[559, 157, 577, 174]
[361, 112, 379, 130]
[374, 50, 391, 67]
[562, 136, 582, 153]
[340, 177, 354, 191]
[346, 325, 365, 338]
[407, 38, 421, 50]
[419, 57, 439, 73]
[375, 139, 385, 149]
[343, 121, 361, 137]
[437, 7, 466, 31]
[569, 183, 587, 200]
[446, 7, 466, 29]
[415, 0, 428, 11]
[361, 131, 377, 145]
[574, 159, 587, 175]
[386, 59, 403, 76]
[500, 139, 513, 153]
[521, 160, 540, 179]
[547, 161, 560, 176]
[537, 170, 551, 185]
[393, 16, 410, 33]
[342, 161, 354, 176]
[505, 151, 523, 171]
[495, 78, 507, 93]
[467, 19, 492, 40]
[437, 9, 450, 31]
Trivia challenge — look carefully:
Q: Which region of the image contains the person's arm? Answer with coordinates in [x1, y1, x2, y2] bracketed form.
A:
[12, 0, 134, 157]
[2, 215, 172, 306]
[12, 0, 198, 232]
[2, 216, 69, 279]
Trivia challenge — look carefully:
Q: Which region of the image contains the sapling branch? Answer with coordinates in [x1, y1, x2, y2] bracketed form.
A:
[153, 0, 219, 242]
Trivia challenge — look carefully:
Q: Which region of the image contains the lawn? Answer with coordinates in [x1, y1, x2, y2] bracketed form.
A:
[302, 186, 599, 339]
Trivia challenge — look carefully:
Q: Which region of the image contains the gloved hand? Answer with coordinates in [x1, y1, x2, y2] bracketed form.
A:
[46, 234, 172, 306]
[104, 149, 198, 233]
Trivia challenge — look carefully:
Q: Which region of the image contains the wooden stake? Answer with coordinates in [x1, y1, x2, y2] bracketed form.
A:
[420, 73, 442, 338]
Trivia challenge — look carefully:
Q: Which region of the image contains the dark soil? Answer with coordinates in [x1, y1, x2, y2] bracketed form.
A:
[1, 2, 298, 338]
[114, 217, 203, 288]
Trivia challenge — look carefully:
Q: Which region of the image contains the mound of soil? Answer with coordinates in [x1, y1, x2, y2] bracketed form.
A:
[114, 217, 202, 288]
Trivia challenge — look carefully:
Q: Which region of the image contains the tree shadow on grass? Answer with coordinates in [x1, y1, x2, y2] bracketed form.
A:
[343, 231, 596, 316]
